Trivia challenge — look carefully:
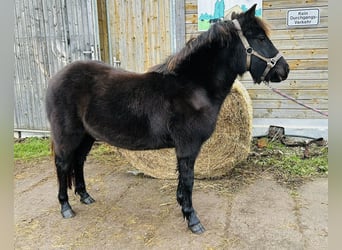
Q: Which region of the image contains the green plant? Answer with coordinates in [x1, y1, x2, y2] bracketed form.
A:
[14, 137, 51, 160]
[251, 139, 328, 179]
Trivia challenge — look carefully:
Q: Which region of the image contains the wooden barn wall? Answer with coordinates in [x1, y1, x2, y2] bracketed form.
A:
[97, 0, 110, 63]
[107, 0, 172, 72]
[185, 0, 328, 119]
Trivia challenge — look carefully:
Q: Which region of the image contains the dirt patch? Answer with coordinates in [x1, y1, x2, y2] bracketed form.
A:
[14, 145, 327, 249]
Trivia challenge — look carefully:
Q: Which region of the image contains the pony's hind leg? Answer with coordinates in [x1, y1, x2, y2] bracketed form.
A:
[53, 132, 93, 218]
[55, 153, 75, 218]
[73, 134, 95, 205]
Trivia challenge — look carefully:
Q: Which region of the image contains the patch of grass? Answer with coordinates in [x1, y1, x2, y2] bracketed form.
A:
[248, 138, 328, 182]
[14, 138, 128, 167]
[14, 139, 116, 161]
[14, 137, 51, 160]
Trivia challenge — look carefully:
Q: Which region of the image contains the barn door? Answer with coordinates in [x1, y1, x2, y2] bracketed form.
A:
[64, 0, 101, 62]
[107, 0, 172, 72]
[14, 0, 100, 133]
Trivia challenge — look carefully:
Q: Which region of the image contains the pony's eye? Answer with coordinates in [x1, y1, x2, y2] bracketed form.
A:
[258, 35, 266, 41]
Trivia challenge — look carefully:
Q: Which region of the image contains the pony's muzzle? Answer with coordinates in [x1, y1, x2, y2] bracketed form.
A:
[269, 57, 289, 82]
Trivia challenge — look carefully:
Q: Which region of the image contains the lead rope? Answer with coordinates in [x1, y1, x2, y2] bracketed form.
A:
[264, 82, 328, 117]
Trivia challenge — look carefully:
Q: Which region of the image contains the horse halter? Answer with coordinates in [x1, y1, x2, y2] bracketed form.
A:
[232, 19, 283, 82]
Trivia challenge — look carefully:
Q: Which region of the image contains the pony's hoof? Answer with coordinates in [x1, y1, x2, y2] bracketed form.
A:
[80, 194, 95, 205]
[189, 222, 206, 234]
[61, 208, 75, 218]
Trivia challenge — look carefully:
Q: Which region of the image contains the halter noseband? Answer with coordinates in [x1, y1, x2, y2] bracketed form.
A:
[232, 19, 283, 82]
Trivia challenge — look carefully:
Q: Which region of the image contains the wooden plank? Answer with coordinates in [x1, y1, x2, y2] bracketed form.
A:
[185, 24, 201, 34]
[186, 28, 328, 41]
[142, 0, 150, 70]
[281, 48, 328, 60]
[146, 0, 154, 71]
[159, 0, 171, 58]
[247, 89, 328, 100]
[253, 108, 328, 119]
[270, 28, 328, 40]
[243, 79, 328, 90]
[263, 0, 328, 9]
[287, 59, 327, 70]
[185, 13, 197, 24]
[135, 0, 144, 69]
[150, 0, 158, 68]
[240, 69, 328, 82]
[109, 0, 122, 66]
[272, 38, 328, 50]
[185, 2, 197, 14]
[185, 0, 196, 5]
[251, 99, 328, 110]
[97, 0, 109, 62]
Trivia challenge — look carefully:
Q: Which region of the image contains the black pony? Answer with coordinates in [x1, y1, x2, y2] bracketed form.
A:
[46, 4, 289, 234]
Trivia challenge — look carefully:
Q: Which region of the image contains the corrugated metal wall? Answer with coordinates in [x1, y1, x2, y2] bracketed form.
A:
[107, 0, 172, 72]
[14, 0, 100, 132]
[185, 0, 328, 119]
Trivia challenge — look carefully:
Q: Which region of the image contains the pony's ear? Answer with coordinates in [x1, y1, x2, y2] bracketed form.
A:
[231, 11, 238, 20]
[245, 4, 257, 18]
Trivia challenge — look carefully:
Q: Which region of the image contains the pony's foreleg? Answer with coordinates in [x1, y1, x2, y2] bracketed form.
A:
[176, 153, 205, 234]
[55, 155, 75, 218]
[73, 135, 95, 205]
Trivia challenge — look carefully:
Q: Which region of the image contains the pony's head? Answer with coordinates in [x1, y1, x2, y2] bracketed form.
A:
[231, 4, 289, 83]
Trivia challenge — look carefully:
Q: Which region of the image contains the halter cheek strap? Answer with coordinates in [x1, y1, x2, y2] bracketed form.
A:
[232, 19, 283, 82]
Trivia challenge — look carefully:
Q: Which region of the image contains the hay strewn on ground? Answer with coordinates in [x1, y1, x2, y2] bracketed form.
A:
[118, 79, 253, 179]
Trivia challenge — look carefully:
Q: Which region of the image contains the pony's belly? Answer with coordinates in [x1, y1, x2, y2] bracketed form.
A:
[103, 133, 175, 151]
[83, 104, 174, 150]
[85, 122, 174, 151]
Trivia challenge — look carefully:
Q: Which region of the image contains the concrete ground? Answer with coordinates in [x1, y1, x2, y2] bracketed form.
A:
[227, 177, 327, 249]
[14, 156, 328, 249]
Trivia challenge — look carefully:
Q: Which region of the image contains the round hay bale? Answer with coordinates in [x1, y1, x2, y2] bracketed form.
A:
[118, 79, 253, 179]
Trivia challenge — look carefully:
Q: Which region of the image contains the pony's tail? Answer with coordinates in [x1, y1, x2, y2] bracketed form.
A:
[51, 139, 75, 190]
[50, 140, 55, 158]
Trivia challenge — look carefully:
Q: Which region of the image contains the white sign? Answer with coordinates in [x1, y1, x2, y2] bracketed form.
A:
[287, 8, 320, 26]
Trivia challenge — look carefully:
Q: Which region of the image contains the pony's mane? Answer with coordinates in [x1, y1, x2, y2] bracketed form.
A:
[255, 17, 271, 38]
[149, 21, 235, 74]
[149, 16, 271, 75]
[230, 9, 271, 37]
